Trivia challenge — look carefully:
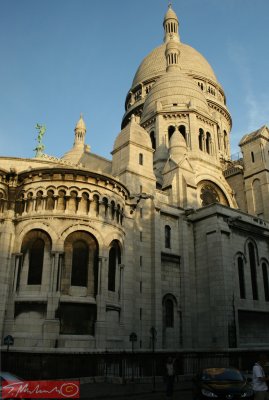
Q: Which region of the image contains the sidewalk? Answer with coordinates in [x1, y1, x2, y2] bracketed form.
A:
[80, 377, 192, 399]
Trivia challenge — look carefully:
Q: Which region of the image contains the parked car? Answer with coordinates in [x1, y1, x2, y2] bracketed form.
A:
[192, 367, 253, 399]
[0, 371, 25, 399]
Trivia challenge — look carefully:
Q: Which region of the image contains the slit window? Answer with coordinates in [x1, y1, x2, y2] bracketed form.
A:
[165, 225, 171, 249]
[249, 242, 258, 300]
[199, 128, 204, 151]
[238, 257, 246, 299]
[262, 263, 269, 301]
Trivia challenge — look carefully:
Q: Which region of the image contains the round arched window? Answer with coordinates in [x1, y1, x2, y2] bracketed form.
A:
[200, 184, 219, 206]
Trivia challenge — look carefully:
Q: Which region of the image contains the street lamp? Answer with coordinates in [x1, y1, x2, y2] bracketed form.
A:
[3, 335, 14, 371]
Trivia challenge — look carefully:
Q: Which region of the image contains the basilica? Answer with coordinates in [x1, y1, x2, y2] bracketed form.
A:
[1, 5, 269, 359]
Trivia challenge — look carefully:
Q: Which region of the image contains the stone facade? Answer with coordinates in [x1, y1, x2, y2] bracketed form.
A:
[1, 6, 269, 354]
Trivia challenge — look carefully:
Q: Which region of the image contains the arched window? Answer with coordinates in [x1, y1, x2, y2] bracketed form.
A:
[57, 190, 66, 211]
[71, 240, 88, 287]
[28, 238, 44, 285]
[199, 128, 204, 151]
[81, 192, 89, 214]
[102, 197, 108, 217]
[262, 263, 269, 301]
[92, 194, 99, 216]
[69, 191, 78, 213]
[63, 231, 98, 296]
[164, 298, 174, 327]
[165, 225, 171, 249]
[15, 192, 25, 215]
[110, 200, 115, 220]
[108, 241, 121, 292]
[46, 190, 55, 210]
[168, 125, 175, 141]
[248, 242, 258, 300]
[217, 126, 221, 150]
[150, 131, 156, 150]
[237, 257, 246, 299]
[26, 192, 33, 212]
[206, 132, 211, 154]
[116, 204, 121, 223]
[0, 191, 5, 213]
[139, 153, 143, 165]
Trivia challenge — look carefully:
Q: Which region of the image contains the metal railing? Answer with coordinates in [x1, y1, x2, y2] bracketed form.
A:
[1, 349, 263, 380]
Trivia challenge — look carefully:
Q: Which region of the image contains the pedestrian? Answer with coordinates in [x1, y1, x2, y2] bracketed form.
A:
[164, 356, 176, 398]
[252, 354, 269, 400]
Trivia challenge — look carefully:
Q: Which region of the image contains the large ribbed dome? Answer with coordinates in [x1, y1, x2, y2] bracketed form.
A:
[141, 71, 210, 123]
[132, 42, 217, 89]
[121, 5, 230, 131]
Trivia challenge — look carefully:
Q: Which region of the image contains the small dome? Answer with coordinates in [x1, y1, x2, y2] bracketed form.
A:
[169, 130, 187, 162]
[141, 71, 209, 123]
[113, 115, 152, 151]
[170, 130, 187, 150]
[163, 6, 178, 23]
[75, 114, 86, 131]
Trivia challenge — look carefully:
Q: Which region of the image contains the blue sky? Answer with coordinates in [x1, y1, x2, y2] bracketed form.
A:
[1, 0, 269, 160]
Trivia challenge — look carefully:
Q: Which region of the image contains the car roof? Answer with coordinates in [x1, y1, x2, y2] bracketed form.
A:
[0, 372, 23, 381]
[202, 367, 239, 373]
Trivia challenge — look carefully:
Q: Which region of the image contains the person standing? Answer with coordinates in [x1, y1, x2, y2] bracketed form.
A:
[252, 354, 269, 400]
[164, 357, 176, 398]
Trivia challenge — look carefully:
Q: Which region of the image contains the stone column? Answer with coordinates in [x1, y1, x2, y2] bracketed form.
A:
[44, 251, 62, 347]
[12, 253, 23, 293]
[47, 251, 63, 318]
[0, 210, 16, 338]
[50, 252, 60, 292]
[118, 263, 125, 301]
[97, 256, 107, 295]
[95, 256, 108, 348]
[76, 197, 82, 214]
[32, 197, 37, 212]
[56, 253, 64, 292]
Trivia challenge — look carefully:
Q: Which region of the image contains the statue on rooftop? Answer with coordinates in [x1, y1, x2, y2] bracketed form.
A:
[34, 123, 46, 157]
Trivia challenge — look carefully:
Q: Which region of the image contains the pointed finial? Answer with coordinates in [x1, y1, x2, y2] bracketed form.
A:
[168, 2, 172, 8]
[75, 114, 86, 132]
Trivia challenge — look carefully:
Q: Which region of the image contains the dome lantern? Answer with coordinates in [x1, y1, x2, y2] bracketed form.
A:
[165, 37, 181, 72]
[163, 4, 180, 43]
[74, 113, 86, 148]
